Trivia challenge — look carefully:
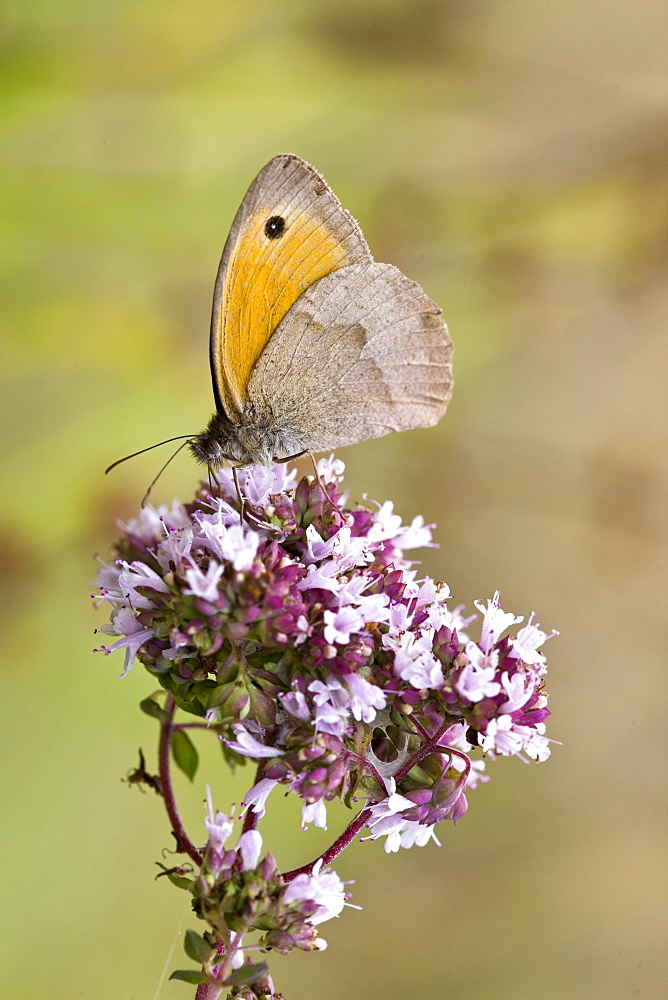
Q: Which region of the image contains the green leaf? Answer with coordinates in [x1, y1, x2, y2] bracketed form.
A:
[184, 929, 213, 964]
[171, 729, 199, 781]
[155, 862, 194, 891]
[226, 961, 269, 987]
[173, 693, 207, 718]
[139, 696, 171, 722]
[169, 969, 211, 985]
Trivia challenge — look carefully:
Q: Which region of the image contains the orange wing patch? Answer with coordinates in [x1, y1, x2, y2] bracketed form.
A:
[216, 206, 356, 413]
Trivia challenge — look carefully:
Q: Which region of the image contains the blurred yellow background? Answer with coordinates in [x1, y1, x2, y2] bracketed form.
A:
[1, 2, 666, 998]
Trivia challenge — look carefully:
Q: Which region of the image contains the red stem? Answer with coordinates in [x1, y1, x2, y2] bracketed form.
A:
[281, 807, 372, 882]
[158, 695, 203, 867]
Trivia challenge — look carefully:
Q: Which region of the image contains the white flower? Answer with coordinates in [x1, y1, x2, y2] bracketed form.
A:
[511, 613, 557, 667]
[301, 799, 328, 830]
[353, 590, 391, 622]
[424, 604, 456, 631]
[345, 673, 386, 723]
[193, 510, 236, 552]
[296, 561, 343, 593]
[193, 511, 261, 570]
[391, 514, 434, 551]
[479, 715, 524, 756]
[367, 501, 403, 541]
[309, 677, 351, 737]
[96, 608, 156, 677]
[293, 614, 312, 645]
[523, 725, 551, 762]
[383, 628, 444, 689]
[475, 592, 523, 654]
[183, 561, 225, 602]
[242, 777, 279, 818]
[108, 605, 142, 637]
[229, 938, 245, 969]
[226, 464, 297, 506]
[238, 830, 263, 870]
[498, 671, 532, 712]
[155, 526, 194, 572]
[417, 577, 451, 609]
[302, 524, 371, 570]
[282, 861, 348, 924]
[456, 644, 502, 701]
[204, 788, 234, 851]
[279, 688, 311, 721]
[323, 606, 365, 645]
[364, 780, 440, 852]
[335, 574, 371, 604]
[387, 602, 415, 630]
[224, 725, 283, 758]
[117, 561, 169, 608]
[212, 522, 260, 571]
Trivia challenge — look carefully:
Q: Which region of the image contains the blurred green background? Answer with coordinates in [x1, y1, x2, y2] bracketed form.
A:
[1, 1, 666, 998]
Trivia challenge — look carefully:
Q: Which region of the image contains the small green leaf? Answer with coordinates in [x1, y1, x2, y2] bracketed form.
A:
[172, 730, 199, 781]
[226, 961, 269, 987]
[155, 862, 194, 891]
[184, 929, 213, 965]
[173, 693, 207, 718]
[169, 969, 211, 985]
[168, 874, 193, 890]
[139, 697, 171, 722]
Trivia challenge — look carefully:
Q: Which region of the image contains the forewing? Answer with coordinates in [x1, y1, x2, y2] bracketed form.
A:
[210, 155, 371, 418]
[247, 261, 453, 453]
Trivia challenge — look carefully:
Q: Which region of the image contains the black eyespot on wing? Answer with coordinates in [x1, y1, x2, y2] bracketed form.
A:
[264, 215, 286, 239]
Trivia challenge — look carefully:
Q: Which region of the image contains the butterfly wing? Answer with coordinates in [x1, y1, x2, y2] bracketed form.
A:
[245, 261, 453, 456]
[210, 154, 372, 419]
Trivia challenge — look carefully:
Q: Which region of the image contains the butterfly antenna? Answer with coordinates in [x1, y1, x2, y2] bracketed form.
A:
[105, 435, 195, 475]
[140, 440, 193, 507]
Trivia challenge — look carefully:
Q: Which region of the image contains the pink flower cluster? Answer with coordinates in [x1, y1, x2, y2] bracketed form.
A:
[187, 791, 348, 963]
[95, 459, 554, 853]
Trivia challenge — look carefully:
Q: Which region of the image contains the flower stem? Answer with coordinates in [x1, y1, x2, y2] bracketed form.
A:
[158, 695, 203, 867]
[281, 806, 372, 882]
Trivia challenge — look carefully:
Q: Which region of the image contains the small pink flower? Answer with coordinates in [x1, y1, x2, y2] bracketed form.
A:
[225, 725, 284, 759]
[475, 591, 523, 654]
[323, 607, 365, 645]
[242, 777, 280, 818]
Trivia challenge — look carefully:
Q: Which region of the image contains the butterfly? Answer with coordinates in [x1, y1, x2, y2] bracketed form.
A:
[189, 154, 453, 470]
[107, 155, 453, 493]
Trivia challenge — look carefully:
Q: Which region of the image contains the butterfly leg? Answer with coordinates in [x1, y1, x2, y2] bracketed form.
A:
[232, 465, 247, 523]
[307, 452, 339, 514]
[274, 449, 337, 512]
